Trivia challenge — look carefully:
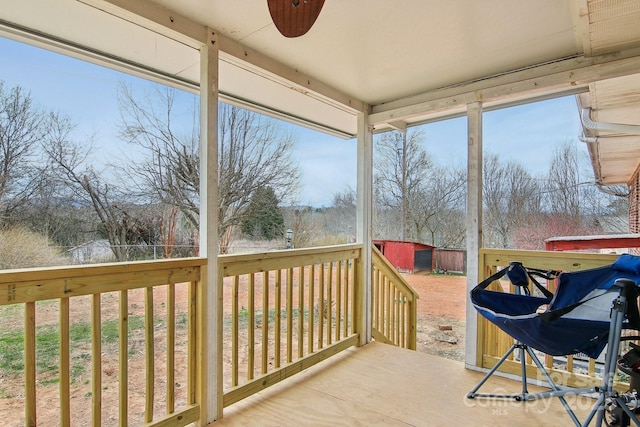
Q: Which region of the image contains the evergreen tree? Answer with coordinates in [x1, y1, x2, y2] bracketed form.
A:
[241, 186, 285, 240]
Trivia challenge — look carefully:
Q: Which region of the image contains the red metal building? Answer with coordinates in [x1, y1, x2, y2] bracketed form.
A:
[544, 234, 640, 253]
[373, 240, 435, 273]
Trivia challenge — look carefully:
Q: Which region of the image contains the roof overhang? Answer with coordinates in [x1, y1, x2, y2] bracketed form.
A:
[578, 73, 640, 186]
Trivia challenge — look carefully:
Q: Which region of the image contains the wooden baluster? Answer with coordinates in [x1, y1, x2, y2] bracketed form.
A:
[144, 288, 154, 423]
[275, 270, 282, 368]
[308, 265, 315, 354]
[318, 266, 325, 350]
[92, 294, 102, 427]
[248, 274, 255, 380]
[286, 268, 293, 363]
[119, 290, 128, 425]
[187, 279, 196, 405]
[232, 276, 239, 386]
[25, 301, 36, 427]
[298, 266, 304, 359]
[327, 262, 333, 345]
[60, 298, 71, 427]
[262, 271, 269, 375]
[336, 261, 342, 342]
[167, 284, 175, 414]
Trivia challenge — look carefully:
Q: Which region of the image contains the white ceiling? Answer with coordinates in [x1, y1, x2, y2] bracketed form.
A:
[175, 0, 580, 105]
[1, 0, 640, 183]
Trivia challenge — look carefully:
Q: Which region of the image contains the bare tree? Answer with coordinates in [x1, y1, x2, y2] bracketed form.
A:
[375, 129, 431, 240]
[483, 153, 542, 248]
[533, 141, 629, 241]
[218, 104, 300, 252]
[118, 84, 300, 254]
[283, 206, 320, 249]
[409, 165, 466, 247]
[117, 83, 200, 230]
[159, 204, 179, 258]
[482, 143, 619, 250]
[322, 187, 356, 238]
[18, 175, 96, 249]
[43, 113, 145, 261]
[512, 213, 603, 250]
[546, 141, 581, 222]
[0, 82, 47, 225]
[332, 187, 356, 211]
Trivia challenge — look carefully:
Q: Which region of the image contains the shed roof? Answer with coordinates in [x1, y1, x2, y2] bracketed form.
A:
[374, 240, 435, 250]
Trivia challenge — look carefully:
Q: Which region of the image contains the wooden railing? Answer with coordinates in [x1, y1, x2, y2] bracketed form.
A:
[371, 246, 418, 350]
[0, 258, 205, 427]
[477, 249, 626, 389]
[1, 244, 424, 425]
[218, 244, 363, 407]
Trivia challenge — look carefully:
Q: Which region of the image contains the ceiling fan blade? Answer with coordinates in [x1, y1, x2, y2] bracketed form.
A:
[267, 0, 325, 38]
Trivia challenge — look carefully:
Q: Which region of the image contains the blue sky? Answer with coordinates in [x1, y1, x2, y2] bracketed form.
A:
[0, 36, 587, 207]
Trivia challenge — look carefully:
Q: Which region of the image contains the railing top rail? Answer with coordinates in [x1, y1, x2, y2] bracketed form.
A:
[0, 257, 207, 283]
[372, 245, 419, 302]
[0, 258, 206, 305]
[219, 244, 363, 277]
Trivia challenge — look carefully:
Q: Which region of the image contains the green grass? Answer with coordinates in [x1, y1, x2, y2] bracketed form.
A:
[102, 315, 145, 343]
[72, 364, 86, 379]
[36, 327, 61, 372]
[0, 334, 25, 372]
[0, 315, 145, 377]
[0, 303, 22, 319]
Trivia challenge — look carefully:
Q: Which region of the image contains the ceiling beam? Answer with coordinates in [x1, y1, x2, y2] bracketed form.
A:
[78, 0, 365, 114]
[218, 38, 364, 114]
[78, 0, 207, 49]
[386, 121, 407, 132]
[369, 48, 640, 126]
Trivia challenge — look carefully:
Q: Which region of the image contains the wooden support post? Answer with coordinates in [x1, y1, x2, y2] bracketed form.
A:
[465, 101, 483, 368]
[198, 27, 220, 425]
[356, 108, 373, 346]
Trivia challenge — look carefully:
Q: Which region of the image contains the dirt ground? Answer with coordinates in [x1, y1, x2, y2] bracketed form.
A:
[0, 272, 468, 425]
[403, 272, 467, 361]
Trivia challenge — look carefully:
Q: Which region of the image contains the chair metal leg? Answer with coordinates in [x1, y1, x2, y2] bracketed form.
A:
[467, 342, 526, 400]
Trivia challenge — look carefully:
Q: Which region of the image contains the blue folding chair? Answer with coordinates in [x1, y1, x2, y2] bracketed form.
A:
[468, 254, 640, 427]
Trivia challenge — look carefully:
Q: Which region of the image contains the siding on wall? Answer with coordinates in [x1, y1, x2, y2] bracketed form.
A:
[434, 249, 466, 274]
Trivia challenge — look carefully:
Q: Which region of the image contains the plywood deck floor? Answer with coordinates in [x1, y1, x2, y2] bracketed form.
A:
[210, 341, 596, 426]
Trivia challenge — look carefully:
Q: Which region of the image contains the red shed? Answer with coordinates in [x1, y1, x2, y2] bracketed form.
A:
[373, 240, 435, 273]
